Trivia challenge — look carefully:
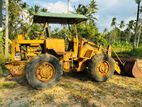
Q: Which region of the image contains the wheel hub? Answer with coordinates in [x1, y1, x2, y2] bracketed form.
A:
[97, 61, 109, 75]
[36, 62, 55, 82]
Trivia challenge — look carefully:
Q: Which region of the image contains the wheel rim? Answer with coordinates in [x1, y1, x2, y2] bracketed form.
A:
[36, 62, 55, 82]
[96, 61, 110, 76]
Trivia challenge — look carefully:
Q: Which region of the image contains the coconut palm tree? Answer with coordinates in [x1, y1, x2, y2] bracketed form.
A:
[111, 17, 117, 28]
[29, 5, 40, 15]
[119, 20, 125, 44]
[124, 20, 135, 43]
[103, 28, 108, 34]
[76, 4, 88, 15]
[128, 20, 135, 30]
[103, 28, 109, 41]
[34, 5, 40, 13]
[75, 0, 97, 21]
[21, 2, 29, 9]
[119, 20, 125, 30]
[41, 8, 48, 12]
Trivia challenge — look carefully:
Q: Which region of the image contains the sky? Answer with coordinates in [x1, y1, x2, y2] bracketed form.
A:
[22, 0, 138, 32]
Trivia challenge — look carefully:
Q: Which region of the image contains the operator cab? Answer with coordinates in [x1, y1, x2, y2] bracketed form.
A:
[33, 12, 87, 52]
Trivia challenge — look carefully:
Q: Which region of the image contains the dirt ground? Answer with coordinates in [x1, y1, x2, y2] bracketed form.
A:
[0, 72, 142, 107]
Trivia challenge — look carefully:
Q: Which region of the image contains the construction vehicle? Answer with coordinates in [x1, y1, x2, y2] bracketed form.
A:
[6, 12, 121, 89]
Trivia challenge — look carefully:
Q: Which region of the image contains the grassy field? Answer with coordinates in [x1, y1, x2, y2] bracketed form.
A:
[0, 72, 142, 107]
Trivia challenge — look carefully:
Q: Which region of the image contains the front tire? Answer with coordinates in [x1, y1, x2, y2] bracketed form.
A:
[88, 54, 115, 82]
[25, 54, 63, 89]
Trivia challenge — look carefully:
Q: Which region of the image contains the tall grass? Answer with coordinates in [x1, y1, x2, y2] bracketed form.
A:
[112, 42, 142, 58]
[129, 46, 142, 58]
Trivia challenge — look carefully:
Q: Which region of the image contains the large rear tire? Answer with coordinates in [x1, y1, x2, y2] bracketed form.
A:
[88, 54, 115, 82]
[25, 54, 63, 89]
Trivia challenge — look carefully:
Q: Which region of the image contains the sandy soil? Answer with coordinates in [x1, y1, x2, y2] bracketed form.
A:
[0, 73, 142, 107]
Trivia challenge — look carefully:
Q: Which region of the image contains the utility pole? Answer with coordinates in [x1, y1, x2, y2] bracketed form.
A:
[67, 0, 70, 13]
[5, 0, 9, 59]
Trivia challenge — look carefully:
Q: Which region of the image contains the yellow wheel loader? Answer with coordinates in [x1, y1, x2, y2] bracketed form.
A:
[6, 12, 121, 89]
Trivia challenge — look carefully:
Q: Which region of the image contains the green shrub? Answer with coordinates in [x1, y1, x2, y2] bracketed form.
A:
[0, 54, 6, 65]
[129, 48, 142, 58]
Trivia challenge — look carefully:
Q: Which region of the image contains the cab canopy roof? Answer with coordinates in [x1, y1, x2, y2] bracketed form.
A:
[33, 12, 87, 24]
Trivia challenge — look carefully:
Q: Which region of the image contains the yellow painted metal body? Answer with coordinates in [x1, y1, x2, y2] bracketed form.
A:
[10, 33, 121, 77]
[115, 62, 121, 74]
[79, 39, 102, 59]
[11, 39, 44, 61]
[45, 38, 65, 54]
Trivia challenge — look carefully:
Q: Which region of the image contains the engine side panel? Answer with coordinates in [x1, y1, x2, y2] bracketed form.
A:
[45, 38, 65, 55]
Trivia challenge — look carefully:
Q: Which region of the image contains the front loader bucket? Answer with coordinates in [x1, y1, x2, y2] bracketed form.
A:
[115, 58, 142, 78]
[132, 59, 142, 78]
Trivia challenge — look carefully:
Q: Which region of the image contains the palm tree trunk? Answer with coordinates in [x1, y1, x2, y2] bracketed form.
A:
[136, 26, 142, 48]
[134, 1, 140, 48]
[5, 0, 9, 59]
[0, 0, 2, 27]
[136, 32, 140, 48]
